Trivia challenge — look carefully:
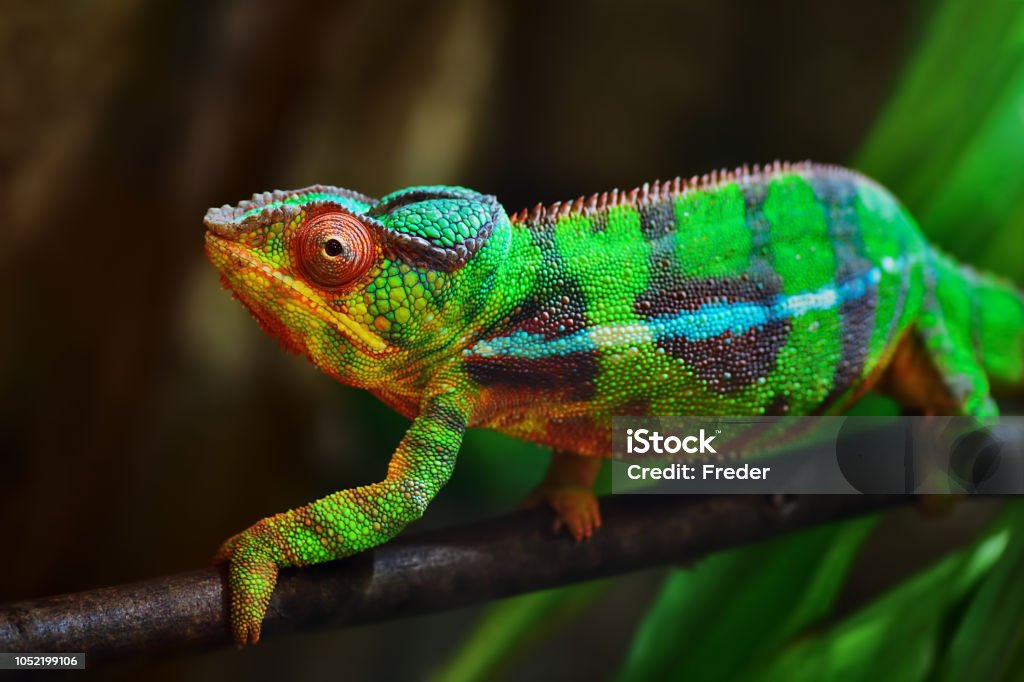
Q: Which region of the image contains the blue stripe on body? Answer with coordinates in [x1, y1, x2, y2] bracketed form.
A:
[467, 266, 885, 360]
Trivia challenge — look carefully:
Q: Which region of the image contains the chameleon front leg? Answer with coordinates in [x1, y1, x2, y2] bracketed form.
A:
[524, 450, 603, 541]
[213, 388, 470, 645]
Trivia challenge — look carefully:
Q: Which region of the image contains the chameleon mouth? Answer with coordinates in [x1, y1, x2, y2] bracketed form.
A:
[204, 232, 388, 354]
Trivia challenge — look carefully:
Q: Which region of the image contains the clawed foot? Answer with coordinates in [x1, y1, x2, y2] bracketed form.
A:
[524, 484, 602, 541]
[214, 521, 280, 646]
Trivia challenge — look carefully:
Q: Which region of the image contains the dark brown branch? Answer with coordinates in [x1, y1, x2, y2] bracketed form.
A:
[0, 494, 911, 666]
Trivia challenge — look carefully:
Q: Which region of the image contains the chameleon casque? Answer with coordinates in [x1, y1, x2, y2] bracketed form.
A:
[204, 161, 1024, 644]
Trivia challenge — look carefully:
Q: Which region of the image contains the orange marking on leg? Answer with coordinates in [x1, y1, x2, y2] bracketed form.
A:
[523, 450, 603, 541]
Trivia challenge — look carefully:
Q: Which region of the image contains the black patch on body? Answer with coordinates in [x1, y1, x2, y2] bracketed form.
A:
[810, 174, 878, 407]
[465, 353, 600, 401]
[502, 277, 590, 340]
[635, 273, 781, 319]
[656, 320, 792, 392]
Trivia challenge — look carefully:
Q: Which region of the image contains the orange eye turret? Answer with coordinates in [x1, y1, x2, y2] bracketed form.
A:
[296, 212, 376, 289]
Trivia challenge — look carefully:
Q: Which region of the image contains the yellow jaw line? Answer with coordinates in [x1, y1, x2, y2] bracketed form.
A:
[206, 233, 388, 353]
[273, 271, 389, 353]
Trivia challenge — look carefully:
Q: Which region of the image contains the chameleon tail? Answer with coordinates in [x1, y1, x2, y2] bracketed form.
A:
[928, 250, 1024, 402]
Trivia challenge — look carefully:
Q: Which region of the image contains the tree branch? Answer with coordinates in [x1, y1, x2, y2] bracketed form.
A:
[0, 494, 911, 665]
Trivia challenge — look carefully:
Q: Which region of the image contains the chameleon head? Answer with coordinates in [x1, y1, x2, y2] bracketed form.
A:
[204, 184, 508, 387]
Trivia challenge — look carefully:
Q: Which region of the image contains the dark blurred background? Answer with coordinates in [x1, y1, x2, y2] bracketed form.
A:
[1, 0, 1011, 679]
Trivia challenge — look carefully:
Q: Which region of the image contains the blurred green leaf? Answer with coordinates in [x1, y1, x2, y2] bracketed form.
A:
[431, 581, 610, 682]
[857, 0, 1024, 278]
[616, 518, 877, 681]
[750, 504, 1021, 682]
[934, 503, 1024, 680]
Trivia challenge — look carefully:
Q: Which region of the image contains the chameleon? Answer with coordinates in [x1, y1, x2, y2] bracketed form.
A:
[203, 161, 1024, 644]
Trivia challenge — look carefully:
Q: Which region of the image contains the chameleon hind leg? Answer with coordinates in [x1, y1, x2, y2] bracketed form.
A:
[524, 450, 602, 541]
[878, 255, 999, 419]
[876, 321, 996, 515]
[878, 319, 997, 419]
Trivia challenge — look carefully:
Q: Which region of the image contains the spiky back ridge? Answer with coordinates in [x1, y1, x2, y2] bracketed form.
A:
[508, 161, 865, 225]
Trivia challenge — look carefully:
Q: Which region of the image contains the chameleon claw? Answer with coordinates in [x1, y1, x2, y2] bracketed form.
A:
[232, 618, 263, 647]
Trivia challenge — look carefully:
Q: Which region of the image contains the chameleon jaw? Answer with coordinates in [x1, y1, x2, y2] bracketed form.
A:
[204, 232, 388, 354]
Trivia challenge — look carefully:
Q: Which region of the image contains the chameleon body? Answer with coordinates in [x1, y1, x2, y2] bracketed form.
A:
[204, 161, 1024, 644]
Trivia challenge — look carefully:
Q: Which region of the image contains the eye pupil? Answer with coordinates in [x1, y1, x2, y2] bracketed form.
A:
[324, 238, 344, 257]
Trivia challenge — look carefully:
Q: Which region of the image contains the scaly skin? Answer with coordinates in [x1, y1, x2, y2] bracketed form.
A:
[204, 161, 1024, 644]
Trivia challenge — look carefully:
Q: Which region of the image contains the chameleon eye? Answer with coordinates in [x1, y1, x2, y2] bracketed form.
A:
[297, 213, 376, 289]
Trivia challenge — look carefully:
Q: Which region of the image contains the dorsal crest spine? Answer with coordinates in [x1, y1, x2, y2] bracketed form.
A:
[507, 161, 863, 224]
